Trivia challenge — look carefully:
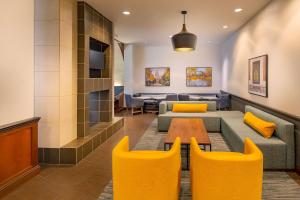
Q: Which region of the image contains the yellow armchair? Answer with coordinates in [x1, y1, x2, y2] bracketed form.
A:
[112, 136, 181, 200]
[190, 137, 263, 200]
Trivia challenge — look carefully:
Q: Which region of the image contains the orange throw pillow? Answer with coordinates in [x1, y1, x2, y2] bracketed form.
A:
[172, 104, 208, 113]
[244, 112, 276, 138]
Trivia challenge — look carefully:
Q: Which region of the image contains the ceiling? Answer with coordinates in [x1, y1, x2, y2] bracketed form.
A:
[83, 0, 272, 45]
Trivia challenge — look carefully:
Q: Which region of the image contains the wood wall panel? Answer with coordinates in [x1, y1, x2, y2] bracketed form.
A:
[0, 117, 40, 197]
[0, 128, 32, 183]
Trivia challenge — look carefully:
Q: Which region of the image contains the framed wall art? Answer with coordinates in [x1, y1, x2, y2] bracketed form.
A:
[145, 67, 170, 86]
[186, 67, 212, 87]
[248, 55, 268, 97]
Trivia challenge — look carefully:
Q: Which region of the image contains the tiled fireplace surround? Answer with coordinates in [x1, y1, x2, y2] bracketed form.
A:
[38, 2, 124, 164]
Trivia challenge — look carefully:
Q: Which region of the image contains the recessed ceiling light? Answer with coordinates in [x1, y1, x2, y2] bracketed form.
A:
[207, 40, 212, 43]
[223, 25, 229, 29]
[169, 35, 173, 38]
[234, 8, 243, 13]
[122, 11, 131, 15]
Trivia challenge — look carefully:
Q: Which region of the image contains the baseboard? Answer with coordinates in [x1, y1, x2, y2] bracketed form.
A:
[0, 165, 40, 198]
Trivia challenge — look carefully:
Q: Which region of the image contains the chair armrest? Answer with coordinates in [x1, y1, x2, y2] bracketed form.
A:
[113, 136, 129, 153]
[244, 138, 263, 160]
[159, 101, 167, 114]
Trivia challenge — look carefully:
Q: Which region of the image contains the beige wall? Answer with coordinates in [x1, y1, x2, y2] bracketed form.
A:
[221, 0, 300, 117]
[0, 0, 34, 126]
[35, 0, 77, 148]
[125, 43, 222, 94]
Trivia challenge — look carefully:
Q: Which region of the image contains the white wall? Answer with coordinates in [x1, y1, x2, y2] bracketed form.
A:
[221, 0, 300, 117]
[124, 44, 134, 94]
[125, 43, 222, 94]
[114, 40, 125, 86]
[0, 0, 34, 126]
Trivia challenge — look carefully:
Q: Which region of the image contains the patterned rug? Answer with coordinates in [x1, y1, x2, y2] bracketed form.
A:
[99, 119, 300, 200]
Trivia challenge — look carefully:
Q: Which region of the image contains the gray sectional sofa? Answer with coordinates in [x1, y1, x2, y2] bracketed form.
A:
[158, 101, 295, 169]
[221, 106, 295, 169]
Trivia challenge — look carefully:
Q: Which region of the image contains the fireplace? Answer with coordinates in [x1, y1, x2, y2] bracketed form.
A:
[89, 90, 110, 127]
[36, 1, 123, 165]
[77, 2, 113, 138]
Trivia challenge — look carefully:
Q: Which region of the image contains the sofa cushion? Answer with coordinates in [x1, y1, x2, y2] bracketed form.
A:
[149, 94, 167, 99]
[189, 95, 202, 100]
[158, 111, 221, 132]
[172, 103, 208, 113]
[161, 111, 219, 118]
[222, 118, 284, 145]
[218, 111, 244, 118]
[244, 112, 276, 138]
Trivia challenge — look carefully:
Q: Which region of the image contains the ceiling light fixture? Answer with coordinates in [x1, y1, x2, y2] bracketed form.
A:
[234, 8, 243, 13]
[122, 11, 130, 15]
[223, 25, 229, 29]
[171, 11, 197, 52]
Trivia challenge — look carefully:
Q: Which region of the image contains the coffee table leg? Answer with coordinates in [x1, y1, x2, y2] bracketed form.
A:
[186, 144, 190, 170]
[164, 143, 169, 151]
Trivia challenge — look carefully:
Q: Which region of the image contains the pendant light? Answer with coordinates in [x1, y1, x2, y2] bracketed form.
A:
[171, 11, 197, 52]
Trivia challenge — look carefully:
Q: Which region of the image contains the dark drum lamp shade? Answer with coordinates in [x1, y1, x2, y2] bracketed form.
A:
[171, 11, 197, 52]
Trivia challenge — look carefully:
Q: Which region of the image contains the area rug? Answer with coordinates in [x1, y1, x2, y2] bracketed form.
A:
[99, 119, 300, 200]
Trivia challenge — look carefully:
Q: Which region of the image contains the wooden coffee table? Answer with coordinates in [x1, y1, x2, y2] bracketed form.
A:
[164, 118, 211, 169]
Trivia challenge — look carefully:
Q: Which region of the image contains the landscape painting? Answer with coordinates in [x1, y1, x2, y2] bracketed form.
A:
[145, 67, 170, 86]
[186, 67, 212, 87]
[248, 55, 268, 97]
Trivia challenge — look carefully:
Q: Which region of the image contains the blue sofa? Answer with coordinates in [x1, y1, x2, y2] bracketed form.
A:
[133, 93, 178, 101]
[178, 93, 218, 101]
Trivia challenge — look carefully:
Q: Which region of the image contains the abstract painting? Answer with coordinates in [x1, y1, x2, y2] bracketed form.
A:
[186, 67, 212, 87]
[145, 67, 170, 86]
[248, 55, 268, 97]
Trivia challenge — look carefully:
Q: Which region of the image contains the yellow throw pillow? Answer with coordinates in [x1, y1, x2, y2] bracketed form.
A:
[172, 104, 208, 113]
[244, 112, 276, 138]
